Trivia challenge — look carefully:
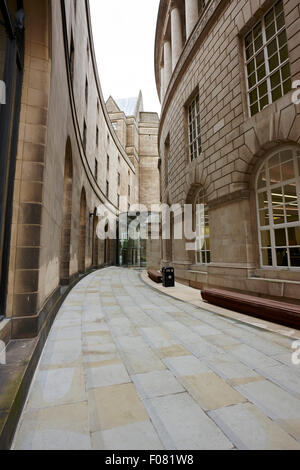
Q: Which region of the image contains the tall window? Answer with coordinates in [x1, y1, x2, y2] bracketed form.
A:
[188, 94, 202, 162]
[106, 180, 109, 198]
[195, 189, 210, 265]
[96, 126, 99, 147]
[94, 159, 98, 182]
[244, 0, 291, 117]
[85, 77, 88, 105]
[83, 120, 87, 151]
[70, 33, 75, 83]
[107, 155, 110, 171]
[257, 148, 300, 269]
[164, 135, 170, 188]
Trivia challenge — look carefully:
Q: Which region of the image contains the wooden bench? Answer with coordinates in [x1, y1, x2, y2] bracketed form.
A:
[201, 288, 300, 330]
[148, 270, 162, 284]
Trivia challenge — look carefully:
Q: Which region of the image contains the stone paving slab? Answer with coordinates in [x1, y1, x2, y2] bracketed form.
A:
[209, 403, 300, 450]
[12, 267, 300, 450]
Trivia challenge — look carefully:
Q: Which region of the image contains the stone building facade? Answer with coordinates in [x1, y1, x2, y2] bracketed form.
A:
[155, 0, 300, 301]
[0, 0, 160, 351]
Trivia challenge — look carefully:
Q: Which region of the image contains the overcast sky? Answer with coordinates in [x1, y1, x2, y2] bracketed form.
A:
[90, 0, 161, 115]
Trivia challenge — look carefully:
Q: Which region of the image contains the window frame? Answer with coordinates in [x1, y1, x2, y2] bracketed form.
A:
[256, 146, 300, 271]
[244, 0, 291, 117]
[194, 188, 211, 266]
[187, 93, 202, 162]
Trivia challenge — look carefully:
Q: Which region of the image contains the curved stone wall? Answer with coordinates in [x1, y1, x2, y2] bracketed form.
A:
[155, 0, 300, 299]
[1, 0, 158, 341]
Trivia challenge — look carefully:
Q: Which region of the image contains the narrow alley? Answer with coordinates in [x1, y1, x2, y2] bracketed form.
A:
[12, 268, 300, 450]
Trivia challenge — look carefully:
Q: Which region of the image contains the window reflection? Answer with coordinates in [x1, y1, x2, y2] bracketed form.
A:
[257, 148, 300, 269]
[195, 189, 210, 265]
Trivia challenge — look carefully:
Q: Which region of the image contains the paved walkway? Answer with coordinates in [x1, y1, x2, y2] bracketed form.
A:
[12, 267, 300, 450]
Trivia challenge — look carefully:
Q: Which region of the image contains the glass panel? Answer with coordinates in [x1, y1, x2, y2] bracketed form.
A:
[255, 35, 263, 52]
[286, 208, 299, 223]
[266, 22, 276, 40]
[275, 0, 283, 16]
[245, 32, 253, 48]
[248, 72, 257, 88]
[269, 53, 279, 71]
[261, 230, 271, 247]
[269, 166, 281, 184]
[251, 102, 259, 116]
[256, 51, 265, 68]
[257, 147, 300, 269]
[260, 95, 269, 110]
[268, 153, 280, 167]
[268, 39, 277, 57]
[280, 149, 293, 163]
[280, 45, 289, 63]
[271, 188, 283, 205]
[265, 9, 274, 27]
[259, 81, 268, 98]
[257, 65, 266, 81]
[278, 30, 287, 48]
[260, 210, 269, 226]
[290, 248, 300, 267]
[282, 161, 295, 180]
[270, 71, 281, 89]
[284, 184, 297, 203]
[246, 44, 254, 60]
[281, 63, 291, 81]
[272, 85, 282, 102]
[283, 78, 292, 94]
[288, 227, 300, 246]
[276, 13, 285, 30]
[253, 22, 262, 38]
[262, 249, 273, 266]
[276, 248, 288, 266]
[257, 170, 267, 189]
[250, 89, 258, 104]
[275, 228, 286, 246]
[258, 192, 268, 209]
[273, 206, 285, 225]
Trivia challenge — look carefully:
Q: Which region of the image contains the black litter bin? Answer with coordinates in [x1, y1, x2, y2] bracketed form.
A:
[162, 267, 175, 287]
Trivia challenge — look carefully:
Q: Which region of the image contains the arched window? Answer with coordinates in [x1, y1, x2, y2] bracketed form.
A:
[195, 189, 210, 265]
[256, 147, 300, 269]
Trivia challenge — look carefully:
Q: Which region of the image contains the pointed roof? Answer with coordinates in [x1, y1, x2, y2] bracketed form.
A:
[115, 91, 144, 119]
[106, 95, 122, 114]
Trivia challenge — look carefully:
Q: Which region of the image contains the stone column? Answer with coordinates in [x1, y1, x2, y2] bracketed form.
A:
[171, 3, 183, 71]
[160, 65, 165, 103]
[185, 0, 198, 38]
[163, 40, 172, 94]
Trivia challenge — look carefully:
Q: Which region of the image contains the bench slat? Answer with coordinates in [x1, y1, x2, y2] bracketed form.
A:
[202, 288, 300, 330]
